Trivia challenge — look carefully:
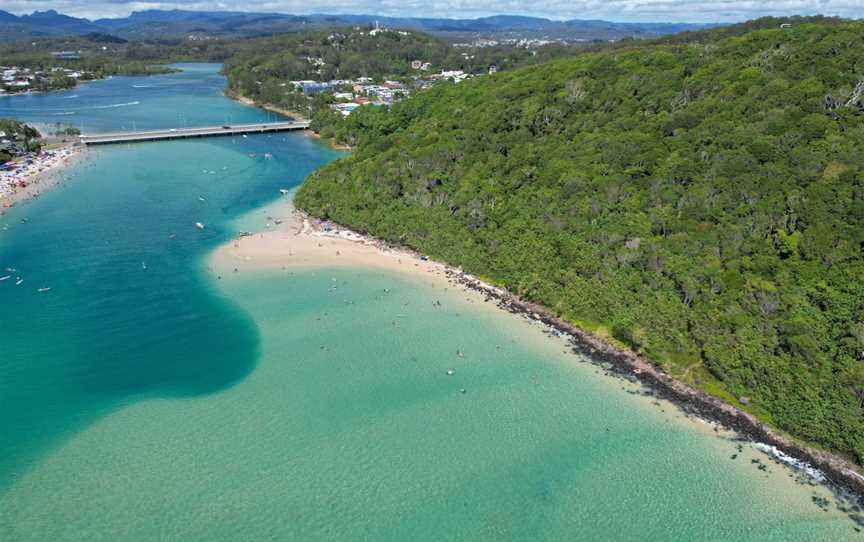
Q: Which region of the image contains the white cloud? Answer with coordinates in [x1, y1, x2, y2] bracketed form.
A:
[2, 0, 863, 23]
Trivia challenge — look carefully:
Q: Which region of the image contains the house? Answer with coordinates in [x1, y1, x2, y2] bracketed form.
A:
[301, 82, 334, 94]
[51, 51, 81, 60]
[411, 60, 422, 70]
[489, 65, 498, 75]
[331, 102, 361, 116]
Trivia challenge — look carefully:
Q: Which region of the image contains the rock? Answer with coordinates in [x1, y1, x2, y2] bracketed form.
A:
[739, 396, 751, 405]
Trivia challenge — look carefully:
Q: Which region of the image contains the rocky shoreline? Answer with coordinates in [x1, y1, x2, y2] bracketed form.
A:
[445, 267, 864, 507]
[297, 209, 864, 509]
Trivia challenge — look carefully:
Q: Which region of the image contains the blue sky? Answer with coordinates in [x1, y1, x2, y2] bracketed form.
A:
[3, 1, 863, 23]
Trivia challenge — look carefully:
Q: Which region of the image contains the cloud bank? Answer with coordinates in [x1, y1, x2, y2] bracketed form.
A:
[3, 0, 863, 23]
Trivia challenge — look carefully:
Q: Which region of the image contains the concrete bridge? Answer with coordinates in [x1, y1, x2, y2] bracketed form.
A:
[79, 121, 311, 145]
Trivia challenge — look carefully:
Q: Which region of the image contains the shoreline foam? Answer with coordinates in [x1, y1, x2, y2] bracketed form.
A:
[210, 195, 864, 507]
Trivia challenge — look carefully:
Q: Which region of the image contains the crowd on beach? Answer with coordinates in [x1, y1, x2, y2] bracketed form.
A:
[0, 146, 81, 207]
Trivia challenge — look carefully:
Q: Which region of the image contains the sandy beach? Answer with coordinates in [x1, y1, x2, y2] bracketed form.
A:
[0, 144, 86, 210]
[210, 196, 454, 287]
[231, 93, 307, 122]
[210, 194, 864, 503]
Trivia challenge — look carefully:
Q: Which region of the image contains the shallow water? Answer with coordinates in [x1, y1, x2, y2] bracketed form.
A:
[0, 64, 859, 540]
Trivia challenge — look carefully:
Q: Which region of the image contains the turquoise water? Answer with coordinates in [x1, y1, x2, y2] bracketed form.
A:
[0, 63, 281, 132]
[0, 65, 859, 540]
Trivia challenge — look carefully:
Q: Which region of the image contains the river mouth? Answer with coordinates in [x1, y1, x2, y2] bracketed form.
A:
[0, 64, 860, 540]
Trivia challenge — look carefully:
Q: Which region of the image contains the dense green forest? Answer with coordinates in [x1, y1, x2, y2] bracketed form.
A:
[297, 22, 864, 462]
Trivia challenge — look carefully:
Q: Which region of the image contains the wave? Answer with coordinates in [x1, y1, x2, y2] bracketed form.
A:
[62, 95, 79, 99]
[49, 112, 76, 116]
[753, 443, 826, 482]
[132, 85, 153, 88]
[93, 101, 140, 109]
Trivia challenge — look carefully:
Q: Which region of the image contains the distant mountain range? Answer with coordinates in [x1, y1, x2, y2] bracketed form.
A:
[0, 9, 719, 42]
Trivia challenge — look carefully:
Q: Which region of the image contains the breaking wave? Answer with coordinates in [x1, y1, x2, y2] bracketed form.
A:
[753, 443, 826, 482]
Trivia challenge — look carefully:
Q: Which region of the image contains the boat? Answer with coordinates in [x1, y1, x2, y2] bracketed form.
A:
[37, 287, 50, 292]
[195, 222, 205, 230]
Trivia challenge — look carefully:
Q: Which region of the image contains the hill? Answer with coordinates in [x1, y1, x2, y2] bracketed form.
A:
[296, 22, 864, 463]
[0, 9, 716, 42]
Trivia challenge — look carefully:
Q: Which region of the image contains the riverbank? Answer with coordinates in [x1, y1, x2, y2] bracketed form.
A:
[229, 92, 306, 122]
[212, 195, 864, 507]
[0, 144, 86, 210]
[226, 91, 352, 151]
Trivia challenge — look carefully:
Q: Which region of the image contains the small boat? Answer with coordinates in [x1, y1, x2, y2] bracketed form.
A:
[242, 134, 248, 139]
[446, 370, 454, 376]
[195, 222, 205, 230]
[198, 196, 206, 202]
[279, 189, 290, 195]
[0, 275, 9, 281]
[168, 233, 177, 239]
[38, 287, 50, 292]
[15, 278, 23, 285]
[142, 262, 147, 270]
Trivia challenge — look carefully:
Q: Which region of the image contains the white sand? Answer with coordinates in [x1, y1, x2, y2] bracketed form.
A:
[210, 197, 457, 288]
[0, 144, 86, 209]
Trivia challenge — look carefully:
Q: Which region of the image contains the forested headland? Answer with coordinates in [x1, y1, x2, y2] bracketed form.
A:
[297, 21, 864, 463]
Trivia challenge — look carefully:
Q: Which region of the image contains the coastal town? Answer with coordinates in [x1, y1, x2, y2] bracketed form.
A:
[295, 67, 475, 116]
[1, 58, 97, 95]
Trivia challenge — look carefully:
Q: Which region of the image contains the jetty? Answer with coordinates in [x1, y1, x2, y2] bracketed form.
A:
[79, 121, 310, 145]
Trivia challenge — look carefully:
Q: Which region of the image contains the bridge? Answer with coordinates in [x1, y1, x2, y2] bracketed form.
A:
[79, 121, 310, 145]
